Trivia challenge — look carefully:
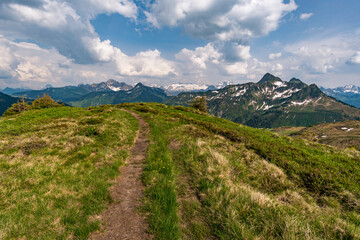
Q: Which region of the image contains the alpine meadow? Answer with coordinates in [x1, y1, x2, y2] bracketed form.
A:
[1, 0, 360, 239]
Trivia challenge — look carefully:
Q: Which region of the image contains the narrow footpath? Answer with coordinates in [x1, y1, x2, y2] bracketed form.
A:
[90, 111, 150, 240]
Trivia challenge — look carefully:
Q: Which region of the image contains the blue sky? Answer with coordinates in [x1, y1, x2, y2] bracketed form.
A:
[0, 0, 359, 89]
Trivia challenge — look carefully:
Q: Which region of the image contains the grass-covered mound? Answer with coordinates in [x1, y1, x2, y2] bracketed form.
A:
[121, 103, 360, 240]
[0, 106, 138, 239]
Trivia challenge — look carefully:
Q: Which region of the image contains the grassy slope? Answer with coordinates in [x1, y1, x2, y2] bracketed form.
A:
[273, 121, 360, 150]
[1, 103, 359, 239]
[0, 106, 138, 239]
[120, 103, 360, 239]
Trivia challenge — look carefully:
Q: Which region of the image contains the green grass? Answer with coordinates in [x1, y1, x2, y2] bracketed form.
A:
[120, 103, 360, 239]
[1, 102, 359, 239]
[141, 115, 180, 239]
[0, 106, 138, 239]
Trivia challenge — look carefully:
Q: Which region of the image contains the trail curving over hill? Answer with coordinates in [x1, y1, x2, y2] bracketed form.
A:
[90, 110, 150, 240]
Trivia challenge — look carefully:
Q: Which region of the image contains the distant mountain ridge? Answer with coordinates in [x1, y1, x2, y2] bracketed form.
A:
[166, 73, 360, 128]
[13, 86, 92, 102]
[0, 92, 20, 116]
[0, 87, 31, 95]
[78, 79, 132, 92]
[320, 85, 360, 108]
[163, 81, 232, 96]
[70, 83, 168, 107]
[12, 79, 133, 102]
[6, 75, 360, 128]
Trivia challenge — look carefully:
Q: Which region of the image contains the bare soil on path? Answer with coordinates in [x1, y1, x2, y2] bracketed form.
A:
[90, 111, 150, 240]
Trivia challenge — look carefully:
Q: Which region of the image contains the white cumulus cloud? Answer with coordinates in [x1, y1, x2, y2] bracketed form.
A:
[269, 52, 282, 60]
[347, 52, 360, 65]
[114, 49, 175, 77]
[0, 0, 138, 64]
[300, 13, 314, 20]
[224, 62, 248, 75]
[176, 43, 222, 69]
[0, 37, 17, 78]
[15, 61, 52, 82]
[145, 0, 297, 42]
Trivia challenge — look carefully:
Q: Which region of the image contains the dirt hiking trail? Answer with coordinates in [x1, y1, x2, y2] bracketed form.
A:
[90, 111, 150, 240]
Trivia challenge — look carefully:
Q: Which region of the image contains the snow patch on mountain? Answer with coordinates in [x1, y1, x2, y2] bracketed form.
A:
[273, 81, 287, 88]
[272, 88, 301, 100]
[164, 81, 233, 95]
[234, 88, 247, 97]
[290, 99, 312, 106]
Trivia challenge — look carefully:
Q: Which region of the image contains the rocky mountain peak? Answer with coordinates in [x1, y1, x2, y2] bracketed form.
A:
[258, 73, 282, 83]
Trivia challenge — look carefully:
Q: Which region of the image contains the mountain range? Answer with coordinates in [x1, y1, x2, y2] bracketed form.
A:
[320, 85, 360, 108]
[0, 87, 31, 95]
[11, 79, 132, 102]
[70, 83, 168, 107]
[3, 74, 360, 128]
[166, 73, 360, 128]
[78, 79, 132, 92]
[163, 81, 232, 96]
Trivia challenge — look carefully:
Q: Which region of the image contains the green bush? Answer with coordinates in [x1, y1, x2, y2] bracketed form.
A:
[191, 96, 208, 113]
[3, 98, 31, 116]
[31, 94, 63, 109]
[3, 94, 62, 116]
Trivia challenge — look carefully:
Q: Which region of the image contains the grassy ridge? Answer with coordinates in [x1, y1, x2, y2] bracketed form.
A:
[121, 103, 360, 239]
[1, 102, 359, 239]
[0, 106, 138, 239]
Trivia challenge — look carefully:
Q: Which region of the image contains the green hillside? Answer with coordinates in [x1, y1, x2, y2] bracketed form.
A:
[0, 103, 359, 239]
[0, 106, 138, 239]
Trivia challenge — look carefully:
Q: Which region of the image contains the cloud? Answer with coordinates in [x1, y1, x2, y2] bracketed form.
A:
[0, 0, 138, 64]
[6, 1, 80, 28]
[0, 37, 18, 78]
[221, 43, 251, 62]
[0, 0, 175, 83]
[175, 43, 222, 69]
[83, 37, 117, 62]
[15, 61, 52, 82]
[268, 52, 282, 60]
[174, 42, 288, 81]
[175, 43, 252, 76]
[114, 49, 175, 77]
[145, 0, 297, 42]
[224, 62, 248, 75]
[282, 34, 359, 75]
[82, 0, 138, 19]
[300, 13, 314, 20]
[347, 52, 360, 65]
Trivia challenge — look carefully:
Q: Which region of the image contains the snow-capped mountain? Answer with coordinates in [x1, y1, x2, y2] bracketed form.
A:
[167, 73, 360, 128]
[321, 85, 360, 95]
[79, 79, 132, 92]
[164, 81, 233, 96]
[320, 85, 360, 108]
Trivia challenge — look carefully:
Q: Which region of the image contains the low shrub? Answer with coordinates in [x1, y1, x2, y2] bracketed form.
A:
[3, 94, 63, 116]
